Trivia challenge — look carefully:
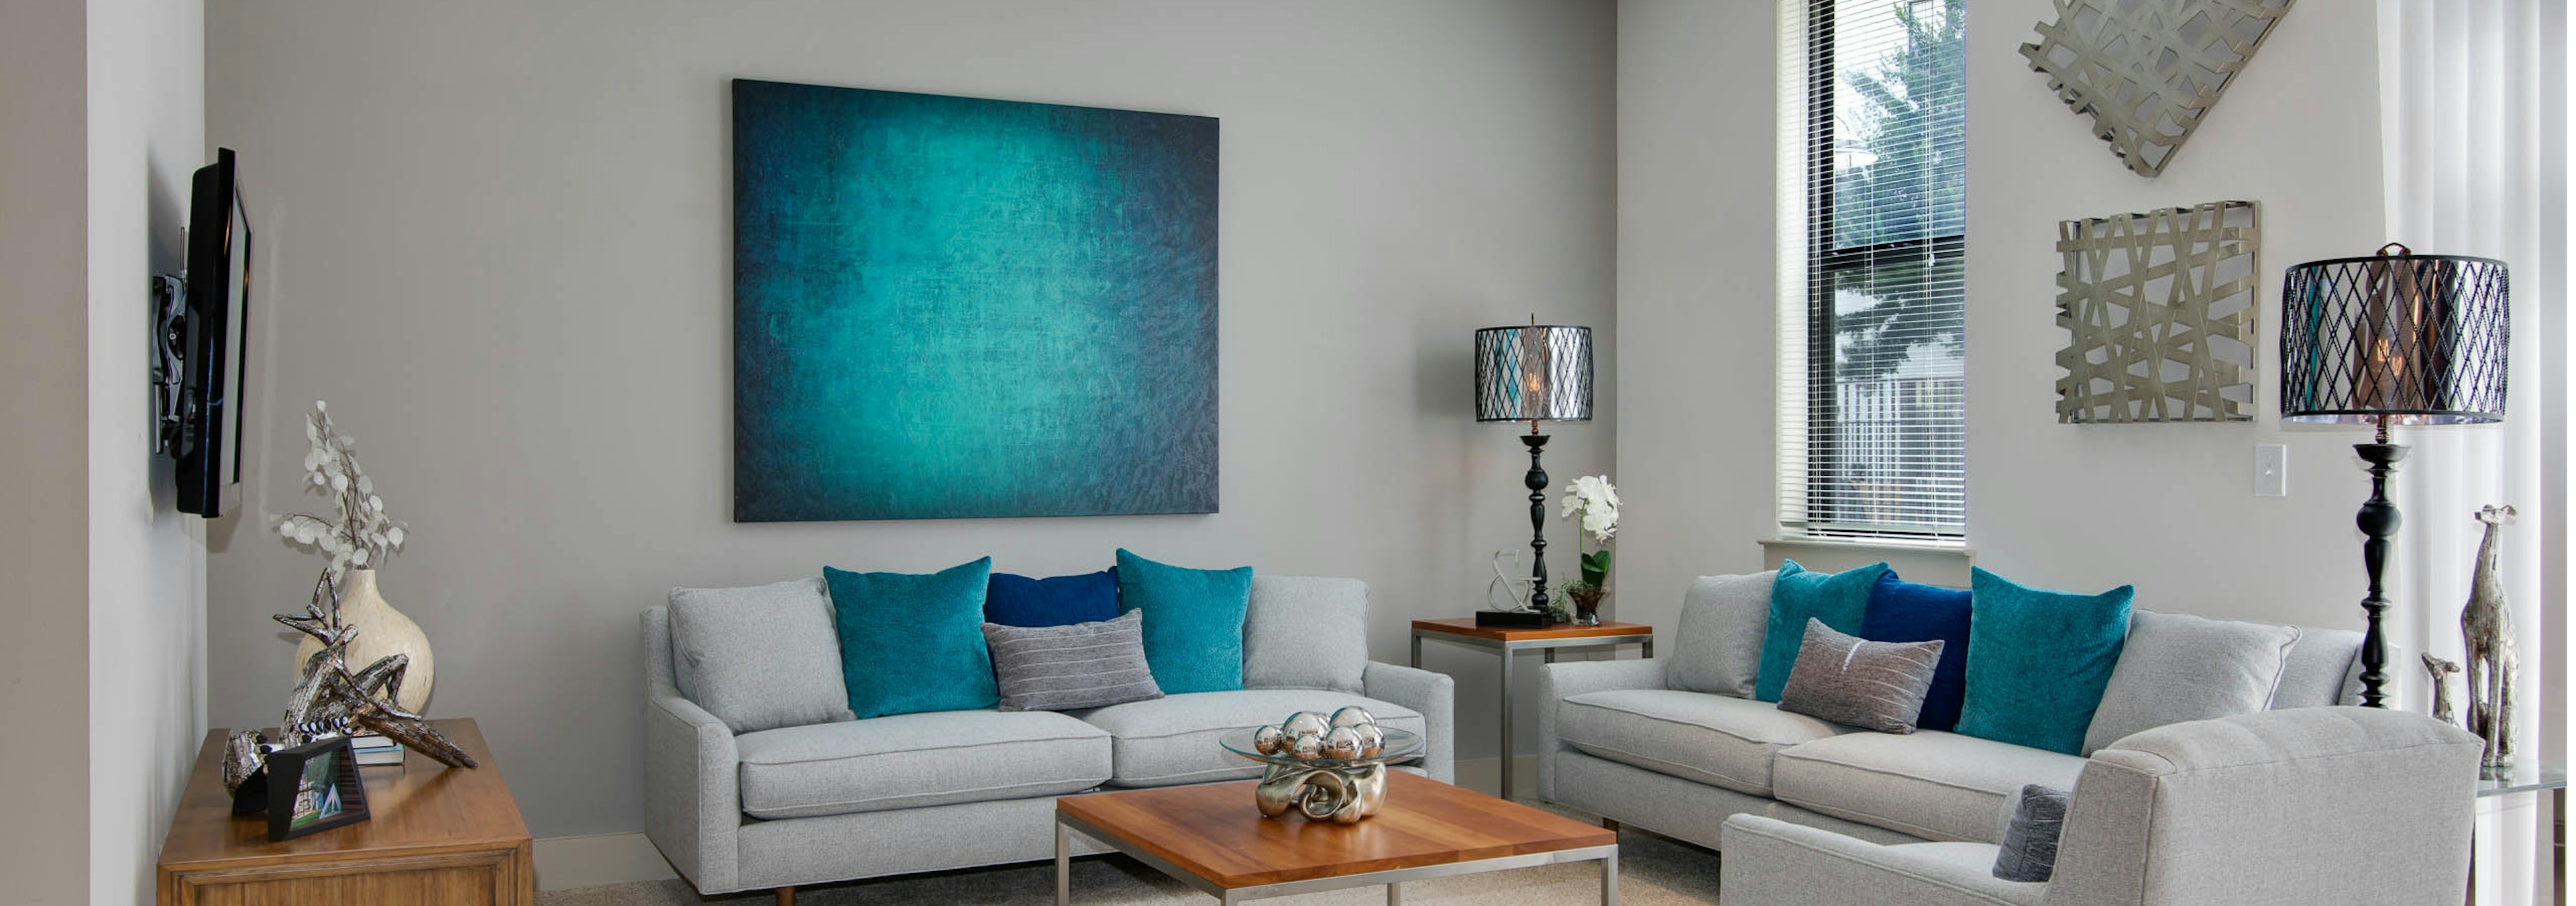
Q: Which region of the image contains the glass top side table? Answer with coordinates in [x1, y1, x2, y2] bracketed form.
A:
[1409, 617, 1654, 801]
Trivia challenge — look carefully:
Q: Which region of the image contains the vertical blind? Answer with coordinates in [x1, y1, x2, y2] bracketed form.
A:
[1777, 0, 1968, 541]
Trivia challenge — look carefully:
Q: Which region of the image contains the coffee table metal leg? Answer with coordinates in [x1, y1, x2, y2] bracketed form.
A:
[1387, 880, 1401, 905]
[1601, 848, 1619, 905]
[1055, 821, 1070, 906]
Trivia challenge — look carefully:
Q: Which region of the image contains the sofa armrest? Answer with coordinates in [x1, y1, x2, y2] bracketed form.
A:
[645, 691, 741, 893]
[1719, 815, 2041, 906]
[1536, 658, 1666, 801]
[643, 607, 742, 894]
[1363, 661, 1454, 783]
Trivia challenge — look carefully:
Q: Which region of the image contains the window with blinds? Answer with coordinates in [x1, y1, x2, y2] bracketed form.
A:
[1777, 0, 1967, 542]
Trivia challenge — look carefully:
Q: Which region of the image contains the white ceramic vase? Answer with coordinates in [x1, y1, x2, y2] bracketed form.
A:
[292, 568, 435, 714]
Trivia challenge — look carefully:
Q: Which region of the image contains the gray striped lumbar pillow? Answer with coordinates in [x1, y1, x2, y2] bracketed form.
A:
[981, 610, 1165, 711]
[1776, 617, 1944, 733]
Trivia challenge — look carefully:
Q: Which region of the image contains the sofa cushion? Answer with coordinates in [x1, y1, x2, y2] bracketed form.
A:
[1114, 549, 1252, 694]
[1668, 572, 1774, 698]
[735, 710, 1110, 820]
[1776, 618, 1944, 734]
[1241, 576, 1367, 694]
[985, 569, 1119, 627]
[983, 611, 1164, 712]
[1860, 572, 1974, 732]
[2081, 610, 2297, 755]
[826, 558, 999, 719]
[1074, 689, 1424, 787]
[2273, 625, 2362, 708]
[1773, 729, 2089, 844]
[665, 578, 855, 734]
[1953, 568, 2133, 755]
[1756, 560, 1891, 701]
[1556, 689, 1847, 797]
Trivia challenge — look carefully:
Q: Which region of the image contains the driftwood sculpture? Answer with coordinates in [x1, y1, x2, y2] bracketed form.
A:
[2461, 505, 2516, 774]
[277, 572, 476, 768]
[2420, 654, 2461, 727]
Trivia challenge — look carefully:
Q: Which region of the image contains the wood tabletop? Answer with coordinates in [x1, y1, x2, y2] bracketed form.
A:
[1411, 617, 1654, 643]
[158, 717, 531, 872]
[1057, 771, 1613, 889]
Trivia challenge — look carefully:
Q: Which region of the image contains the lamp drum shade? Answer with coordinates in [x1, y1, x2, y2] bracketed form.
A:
[2281, 250, 2508, 424]
[1474, 325, 1594, 423]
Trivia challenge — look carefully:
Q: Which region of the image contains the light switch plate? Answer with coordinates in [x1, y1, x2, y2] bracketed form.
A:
[2254, 444, 2288, 497]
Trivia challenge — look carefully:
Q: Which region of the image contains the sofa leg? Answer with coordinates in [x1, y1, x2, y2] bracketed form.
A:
[775, 887, 794, 905]
[1602, 818, 1620, 832]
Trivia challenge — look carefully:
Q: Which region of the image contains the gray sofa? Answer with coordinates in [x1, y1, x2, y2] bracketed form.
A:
[1719, 706, 2481, 905]
[1538, 572, 2365, 853]
[643, 574, 1454, 897]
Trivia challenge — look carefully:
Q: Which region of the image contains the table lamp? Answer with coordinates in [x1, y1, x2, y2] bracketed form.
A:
[2281, 243, 2508, 707]
[1474, 321, 1593, 622]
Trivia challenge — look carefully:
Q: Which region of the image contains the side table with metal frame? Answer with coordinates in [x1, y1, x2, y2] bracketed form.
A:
[1409, 618, 1654, 801]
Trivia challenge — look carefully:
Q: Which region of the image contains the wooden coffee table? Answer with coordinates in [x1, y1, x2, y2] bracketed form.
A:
[1055, 770, 1617, 905]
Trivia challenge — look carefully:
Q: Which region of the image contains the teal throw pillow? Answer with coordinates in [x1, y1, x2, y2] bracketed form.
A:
[1114, 548, 1252, 694]
[1754, 559, 1892, 701]
[1953, 567, 2134, 755]
[824, 557, 998, 719]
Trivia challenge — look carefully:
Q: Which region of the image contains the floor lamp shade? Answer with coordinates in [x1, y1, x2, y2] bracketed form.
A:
[2282, 250, 2509, 425]
[1474, 325, 1593, 423]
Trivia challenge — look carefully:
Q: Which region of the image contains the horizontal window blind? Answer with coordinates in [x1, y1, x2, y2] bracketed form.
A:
[1778, 0, 1968, 541]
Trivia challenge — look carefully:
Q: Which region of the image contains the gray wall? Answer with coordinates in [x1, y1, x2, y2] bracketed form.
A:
[206, 0, 1617, 838]
[1, 0, 95, 900]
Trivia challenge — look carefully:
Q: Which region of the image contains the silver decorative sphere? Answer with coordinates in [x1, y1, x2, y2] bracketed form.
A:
[1321, 726, 1364, 759]
[1352, 723, 1385, 757]
[1252, 725, 1286, 755]
[1289, 733, 1325, 760]
[1281, 711, 1330, 738]
[1328, 706, 1376, 729]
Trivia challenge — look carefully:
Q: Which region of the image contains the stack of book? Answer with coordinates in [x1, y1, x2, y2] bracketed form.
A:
[350, 733, 405, 766]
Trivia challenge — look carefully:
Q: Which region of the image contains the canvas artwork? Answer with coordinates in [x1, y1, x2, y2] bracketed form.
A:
[733, 80, 1219, 522]
[2019, 0, 2295, 177]
[2053, 200, 2260, 423]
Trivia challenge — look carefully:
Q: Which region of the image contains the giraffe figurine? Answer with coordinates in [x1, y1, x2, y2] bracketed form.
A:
[2461, 505, 2516, 775]
[2420, 654, 2461, 727]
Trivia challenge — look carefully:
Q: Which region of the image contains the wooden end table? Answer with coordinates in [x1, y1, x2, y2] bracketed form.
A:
[1055, 770, 1617, 905]
[156, 717, 533, 906]
[1410, 618, 1654, 799]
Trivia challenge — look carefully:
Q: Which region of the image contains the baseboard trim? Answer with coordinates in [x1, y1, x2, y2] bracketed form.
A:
[534, 832, 678, 891]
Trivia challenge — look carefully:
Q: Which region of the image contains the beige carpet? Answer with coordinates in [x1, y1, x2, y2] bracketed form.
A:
[539, 825, 1723, 905]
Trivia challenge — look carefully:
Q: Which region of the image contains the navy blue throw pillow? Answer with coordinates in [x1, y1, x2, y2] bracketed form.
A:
[1860, 572, 1974, 732]
[985, 570, 1120, 627]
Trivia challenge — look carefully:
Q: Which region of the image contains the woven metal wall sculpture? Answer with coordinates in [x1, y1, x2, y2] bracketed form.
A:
[2054, 200, 2261, 423]
[2020, 0, 2294, 177]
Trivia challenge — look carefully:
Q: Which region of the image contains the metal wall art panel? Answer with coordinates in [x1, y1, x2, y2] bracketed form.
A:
[2019, 0, 2294, 177]
[2054, 200, 2261, 423]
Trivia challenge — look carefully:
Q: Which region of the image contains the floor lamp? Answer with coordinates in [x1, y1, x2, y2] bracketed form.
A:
[1473, 322, 1593, 623]
[2279, 243, 2509, 708]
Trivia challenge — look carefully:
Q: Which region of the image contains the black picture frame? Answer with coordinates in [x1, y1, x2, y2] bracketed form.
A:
[265, 736, 370, 842]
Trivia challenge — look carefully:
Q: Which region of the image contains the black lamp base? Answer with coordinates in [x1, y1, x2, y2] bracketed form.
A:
[1474, 609, 1552, 628]
[1521, 432, 1551, 613]
[2351, 440, 2407, 708]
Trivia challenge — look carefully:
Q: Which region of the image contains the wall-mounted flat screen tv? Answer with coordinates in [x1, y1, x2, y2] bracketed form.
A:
[176, 148, 252, 518]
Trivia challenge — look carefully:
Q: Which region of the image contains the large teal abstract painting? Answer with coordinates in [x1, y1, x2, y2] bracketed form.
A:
[733, 80, 1218, 522]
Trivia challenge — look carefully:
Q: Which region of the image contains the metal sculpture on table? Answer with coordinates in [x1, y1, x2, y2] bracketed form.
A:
[2461, 505, 2516, 775]
[1244, 708, 1393, 824]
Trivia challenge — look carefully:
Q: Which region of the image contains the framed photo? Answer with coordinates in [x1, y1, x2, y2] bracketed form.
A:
[265, 736, 371, 842]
